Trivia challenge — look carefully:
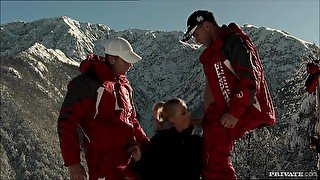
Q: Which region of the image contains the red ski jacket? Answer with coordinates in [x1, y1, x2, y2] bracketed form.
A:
[200, 23, 276, 139]
[57, 54, 149, 179]
[305, 62, 320, 94]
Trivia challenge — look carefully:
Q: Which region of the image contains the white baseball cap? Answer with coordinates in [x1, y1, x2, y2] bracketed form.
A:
[104, 37, 142, 63]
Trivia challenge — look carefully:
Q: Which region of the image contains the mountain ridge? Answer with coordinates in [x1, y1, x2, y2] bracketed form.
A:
[1, 16, 319, 179]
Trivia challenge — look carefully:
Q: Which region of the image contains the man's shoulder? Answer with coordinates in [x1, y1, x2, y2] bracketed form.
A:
[224, 32, 243, 46]
[73, 71, 99, 84]
[222, 32, 249, 59]
[68, 71, 101, 94]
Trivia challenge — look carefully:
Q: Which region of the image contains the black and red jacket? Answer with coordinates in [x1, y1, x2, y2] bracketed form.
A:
[57, 54, 149, 179]
[201, 23, 276, 139]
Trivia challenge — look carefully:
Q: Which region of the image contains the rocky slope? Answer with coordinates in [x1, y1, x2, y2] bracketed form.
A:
[1, 16, 319, 179]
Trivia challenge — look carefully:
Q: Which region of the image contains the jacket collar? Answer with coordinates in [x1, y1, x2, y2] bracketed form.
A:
[79, 54, 129, 84]
[199, 23, 238, 64]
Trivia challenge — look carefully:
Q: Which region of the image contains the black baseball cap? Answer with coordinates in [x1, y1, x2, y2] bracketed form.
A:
[181, 10, 215, 42]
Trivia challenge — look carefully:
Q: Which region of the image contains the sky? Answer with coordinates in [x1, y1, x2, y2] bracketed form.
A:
[1, 0, 319, 45]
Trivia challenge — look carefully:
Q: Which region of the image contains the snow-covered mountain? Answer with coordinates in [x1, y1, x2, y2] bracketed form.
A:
[1, 16, 319, 179]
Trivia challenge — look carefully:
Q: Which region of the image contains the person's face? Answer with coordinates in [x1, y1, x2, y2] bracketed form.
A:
[110, 56, 132, 75]
[170, 103, 191, 128]
[192, 21, 213, 47]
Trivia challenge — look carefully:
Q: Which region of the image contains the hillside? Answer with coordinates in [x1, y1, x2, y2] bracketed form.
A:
[1, 16, 319, 179]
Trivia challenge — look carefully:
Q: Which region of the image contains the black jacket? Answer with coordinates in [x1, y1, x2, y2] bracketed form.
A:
[134, 126, 202, 180]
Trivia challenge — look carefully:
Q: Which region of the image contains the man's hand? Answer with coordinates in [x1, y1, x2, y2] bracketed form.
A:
[220, 113, 239, 128]
[126, 137, 142, 161]
[68, 163, 87, 180]
[130, 145, 142, 161]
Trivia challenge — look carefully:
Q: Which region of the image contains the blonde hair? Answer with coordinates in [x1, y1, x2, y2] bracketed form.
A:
[152, 101, 165, 121]
[156, 98, 186, 122]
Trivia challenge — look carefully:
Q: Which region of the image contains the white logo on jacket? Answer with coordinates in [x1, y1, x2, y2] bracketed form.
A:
[214, 62, 231, 104]
[236, 91, 244, 98]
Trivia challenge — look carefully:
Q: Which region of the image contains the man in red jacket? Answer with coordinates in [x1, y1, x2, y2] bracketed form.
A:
[58, 37, 149, 180]
[182, 10, 276, 179]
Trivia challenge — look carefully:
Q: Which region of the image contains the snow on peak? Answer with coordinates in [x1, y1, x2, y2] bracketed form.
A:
[1, 16, 111, 61]
[22, 42, 79, 67]
[1, 16, 319, 179]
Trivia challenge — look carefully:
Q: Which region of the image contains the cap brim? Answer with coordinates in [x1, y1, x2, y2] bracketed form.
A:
[119, 51, 142, 64]
[181, 25, 198, 42]
[181, 34, 191, 42]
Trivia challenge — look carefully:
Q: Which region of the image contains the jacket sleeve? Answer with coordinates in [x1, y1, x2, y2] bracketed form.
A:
[129, 90, 150, 147]
[57, 76, 96, 167]
[131, 113, 150, 148]
[223, 33, 258, 119]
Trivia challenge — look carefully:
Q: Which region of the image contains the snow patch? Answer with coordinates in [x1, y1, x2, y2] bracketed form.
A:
[24, 43, 79, 66]
[1, 66, 22, 80]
